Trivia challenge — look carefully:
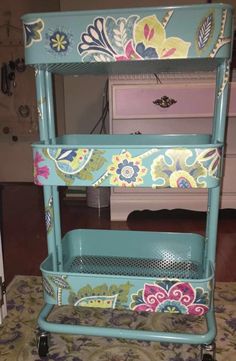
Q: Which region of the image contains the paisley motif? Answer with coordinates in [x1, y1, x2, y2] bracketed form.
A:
[47, 148, 94, 175]
[74, 295, 118, 309]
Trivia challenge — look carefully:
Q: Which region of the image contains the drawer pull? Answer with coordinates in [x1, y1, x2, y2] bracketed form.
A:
[153, 96, 177, 108]
[130, 131, 142, 135]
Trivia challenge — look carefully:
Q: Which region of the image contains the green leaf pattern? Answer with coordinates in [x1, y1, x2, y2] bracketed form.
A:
[69, 282, 133, 309]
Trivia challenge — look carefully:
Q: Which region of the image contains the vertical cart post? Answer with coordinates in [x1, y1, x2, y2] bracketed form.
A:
[45, 71, 63, 271]
[35, 69, 58, 271]
[205, 60, 231, 269]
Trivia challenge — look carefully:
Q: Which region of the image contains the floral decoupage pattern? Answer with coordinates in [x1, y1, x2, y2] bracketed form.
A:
[33, 146, 222, 188]
[41, 271, 211, 316]
[23, 7, 232, 61]
[78, 12, 191, 62]
[151, 148, 222, 188]
[130, 280, 210, 316]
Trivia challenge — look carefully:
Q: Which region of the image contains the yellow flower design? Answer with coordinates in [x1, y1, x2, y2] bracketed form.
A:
[134, 15, 191, 59]
[50, 31, 69, 52]
[108, 151, 147, 187]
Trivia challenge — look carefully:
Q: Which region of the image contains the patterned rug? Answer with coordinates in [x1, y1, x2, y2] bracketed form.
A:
[0, 276, 236, 361]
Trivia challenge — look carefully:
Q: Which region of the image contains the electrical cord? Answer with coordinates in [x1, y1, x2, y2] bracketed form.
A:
[90, 79, 109, 134]
[154, 73, 162, 84]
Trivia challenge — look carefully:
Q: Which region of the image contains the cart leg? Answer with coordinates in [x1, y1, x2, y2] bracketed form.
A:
[38, 329, 50, 358]
[201, 342, 216, 361]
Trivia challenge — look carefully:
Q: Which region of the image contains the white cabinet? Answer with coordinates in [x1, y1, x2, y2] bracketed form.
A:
[109, 74, 236, 220]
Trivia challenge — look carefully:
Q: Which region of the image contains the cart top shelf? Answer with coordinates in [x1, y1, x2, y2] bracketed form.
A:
[22, 3, 233, 75]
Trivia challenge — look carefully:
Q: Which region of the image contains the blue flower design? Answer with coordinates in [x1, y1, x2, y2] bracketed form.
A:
[116, 159, 140, 184]
[50, 31, 70, 52]
[109, 152, 147, 187]
[46, 27, 74, 57]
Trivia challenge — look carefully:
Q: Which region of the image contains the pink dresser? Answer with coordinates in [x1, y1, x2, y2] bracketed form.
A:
[109, 73, 236, 220]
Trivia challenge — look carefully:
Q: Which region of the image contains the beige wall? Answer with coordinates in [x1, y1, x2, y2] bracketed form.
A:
[0, 0, 62, 182]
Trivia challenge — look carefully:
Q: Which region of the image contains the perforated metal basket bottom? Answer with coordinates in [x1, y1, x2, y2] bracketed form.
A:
[67, 255, 203, 279]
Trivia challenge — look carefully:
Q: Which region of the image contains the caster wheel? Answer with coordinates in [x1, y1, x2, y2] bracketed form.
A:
[38, 332, 49, 358]
[202, 355, 214, 361]
[201, 342, 216, 361]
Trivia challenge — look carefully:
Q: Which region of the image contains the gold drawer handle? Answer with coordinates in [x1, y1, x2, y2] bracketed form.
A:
[153, 96, 177, 108]
[130, 131, 142, 135]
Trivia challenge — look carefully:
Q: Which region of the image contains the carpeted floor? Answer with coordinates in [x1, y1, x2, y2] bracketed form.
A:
[0, 276, 236, 361]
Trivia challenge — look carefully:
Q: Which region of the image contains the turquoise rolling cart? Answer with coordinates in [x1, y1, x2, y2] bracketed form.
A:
[22, 4, 234, 360]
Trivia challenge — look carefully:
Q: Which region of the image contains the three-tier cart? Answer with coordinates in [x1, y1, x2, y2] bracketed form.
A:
[22, 3, 234, 360]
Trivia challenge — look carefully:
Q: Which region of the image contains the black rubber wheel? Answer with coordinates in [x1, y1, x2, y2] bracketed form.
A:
[202, 354, 214, 361]
[38, 334, 49, 358]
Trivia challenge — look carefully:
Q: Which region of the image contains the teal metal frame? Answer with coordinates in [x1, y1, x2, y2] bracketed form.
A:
[38, 303, 216, 345]
[23, 2, 234, 353]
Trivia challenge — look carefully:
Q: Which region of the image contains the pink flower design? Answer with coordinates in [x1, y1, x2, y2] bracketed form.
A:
[131, 281, 209, 315]
[34, 151, 50, 185]
[115, 40, 141, 61]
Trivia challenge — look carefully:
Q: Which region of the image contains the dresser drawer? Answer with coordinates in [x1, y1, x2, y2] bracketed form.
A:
[112, 116, 236, 154]
[112, 83, 214, 119]
[112, 83, 236, 120]
[112, 117, 212, 135]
